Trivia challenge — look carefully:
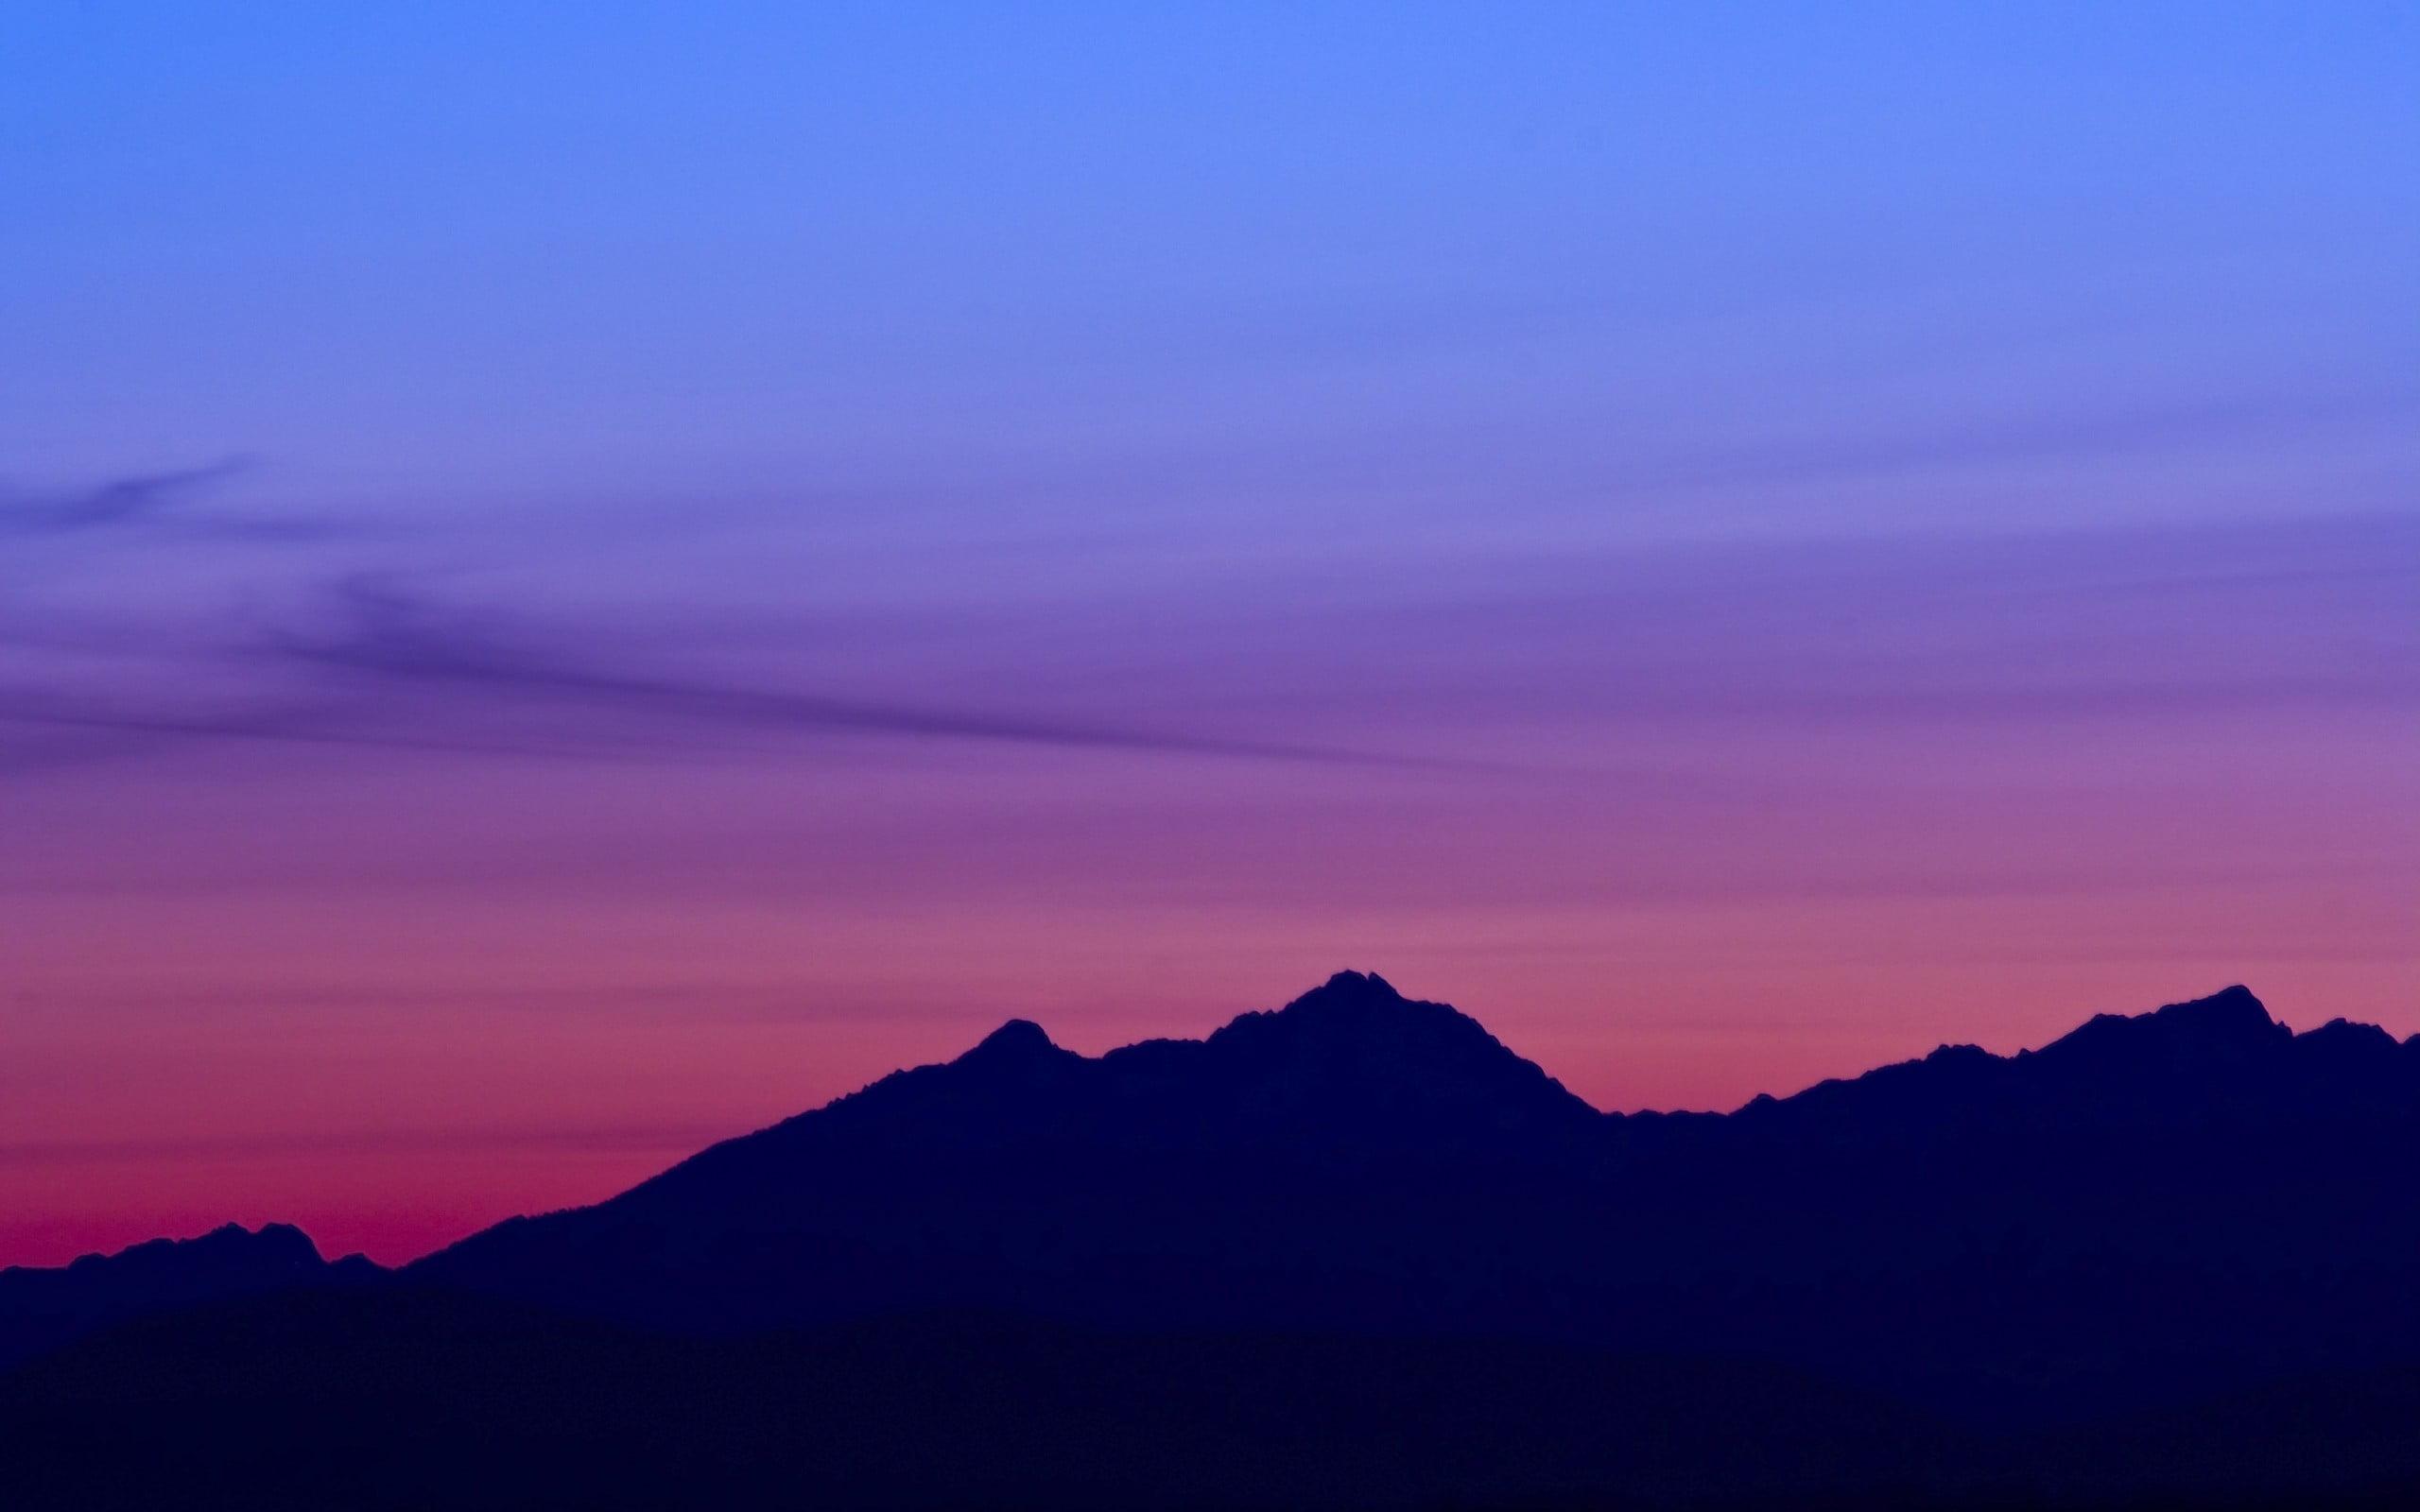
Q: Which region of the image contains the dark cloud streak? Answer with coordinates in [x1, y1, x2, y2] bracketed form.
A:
[0, 575, 1457, 773]
[1, 457, 253, 535]
[0, 686, 596, 771]
[1, 459, 1465, 772]
[263, 578, 1446, 768]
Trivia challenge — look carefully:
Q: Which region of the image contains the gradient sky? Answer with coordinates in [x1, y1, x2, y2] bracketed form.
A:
[3, 2, 2415, 1265]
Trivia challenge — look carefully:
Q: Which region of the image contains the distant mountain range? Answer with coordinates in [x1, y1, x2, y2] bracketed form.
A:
[9, 971, 2420, 1509]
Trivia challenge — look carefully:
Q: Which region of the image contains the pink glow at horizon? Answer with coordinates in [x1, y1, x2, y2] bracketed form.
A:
[6, 941, 2411, 1267]
[5, 551, 2412, 1267]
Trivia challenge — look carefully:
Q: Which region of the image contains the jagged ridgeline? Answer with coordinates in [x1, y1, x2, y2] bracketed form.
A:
[9, 973, 2420, 1510]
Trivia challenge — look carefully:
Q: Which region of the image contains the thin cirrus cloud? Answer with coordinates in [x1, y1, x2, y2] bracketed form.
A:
[0, 456, 318, 539]
[0, 476, 1442, 772]
[258, 577, 1436, 768]
[3, 459, 2414, 781]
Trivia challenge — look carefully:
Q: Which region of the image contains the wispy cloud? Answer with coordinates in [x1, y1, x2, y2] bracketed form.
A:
[0, 473, 1445, 770]
[0, 685, 592, 772]
[251, 576, 1430, 765]
[1, 457, 253, 535]
[7, 457, 2413, 783]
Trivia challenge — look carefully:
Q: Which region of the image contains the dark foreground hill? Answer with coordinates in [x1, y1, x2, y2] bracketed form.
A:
[8, 971, 2420, 1509]
[16, 1286, 2420, 1510]
[0, 1288, 1976, 1511]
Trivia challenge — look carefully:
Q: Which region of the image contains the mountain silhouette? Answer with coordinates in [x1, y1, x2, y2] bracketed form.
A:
[1718, 983, 2420, 1153]
[0, 1222, 377, 1372]
[10, 973, 2420, 1508]
[411, 971, 1615, 1334]
[405, 976, 2420, 1414]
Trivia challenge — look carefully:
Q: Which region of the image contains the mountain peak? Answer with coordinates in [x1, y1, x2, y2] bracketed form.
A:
[2033, 984, 2288, 1067]
[2152, 984, 2273, 1033]
[2299, 1017, 2398, 1052]
[1174, 972, 1600, 1138]
[957, 1018, 1067, 1068]
[1295, 970, 1405, 1006]
[1233, 970, 1472, 1047]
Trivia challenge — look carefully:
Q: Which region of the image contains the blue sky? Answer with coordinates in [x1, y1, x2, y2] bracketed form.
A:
[9, 3, 2412, 532]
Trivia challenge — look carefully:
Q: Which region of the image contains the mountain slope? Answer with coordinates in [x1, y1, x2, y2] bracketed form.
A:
[411, 978, 2420, 1418]
[413, 971, 1616, 1334]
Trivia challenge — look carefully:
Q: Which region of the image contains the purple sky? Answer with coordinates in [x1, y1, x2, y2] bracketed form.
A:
[2, 2, 2414, 1264]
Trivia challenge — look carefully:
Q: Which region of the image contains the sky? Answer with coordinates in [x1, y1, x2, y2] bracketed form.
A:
[2, 2, 2415, 1265]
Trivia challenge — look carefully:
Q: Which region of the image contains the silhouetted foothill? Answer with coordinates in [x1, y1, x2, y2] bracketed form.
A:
[0, 1222, 380, 1373]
